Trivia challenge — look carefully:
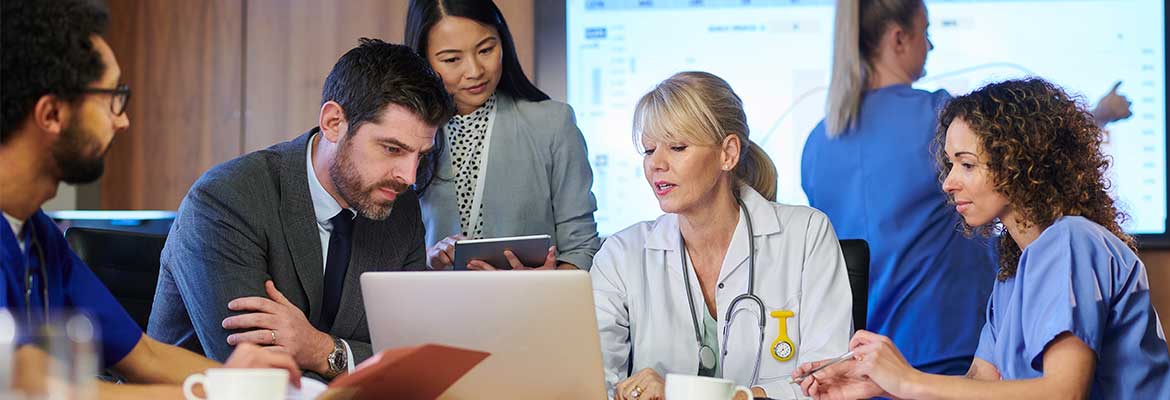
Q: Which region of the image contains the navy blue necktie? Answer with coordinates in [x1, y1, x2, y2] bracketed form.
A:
[319, 209, 354, 331]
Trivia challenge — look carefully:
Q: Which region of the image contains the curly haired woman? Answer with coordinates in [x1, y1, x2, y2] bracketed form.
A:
[792, 78, 1170, 400]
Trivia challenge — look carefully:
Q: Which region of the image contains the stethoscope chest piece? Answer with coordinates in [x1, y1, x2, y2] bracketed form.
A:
[769, 310, 796, 362]
[699, 344, 717, 371]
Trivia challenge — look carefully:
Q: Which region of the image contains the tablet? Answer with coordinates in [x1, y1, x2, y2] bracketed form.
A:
[453, 234, 551, 270]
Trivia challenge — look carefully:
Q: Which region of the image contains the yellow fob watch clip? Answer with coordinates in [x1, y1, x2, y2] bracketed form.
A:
[769, 310, 796, 362]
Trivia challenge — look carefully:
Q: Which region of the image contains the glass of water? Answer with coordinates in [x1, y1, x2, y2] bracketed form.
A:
[1, 310, 100, 400]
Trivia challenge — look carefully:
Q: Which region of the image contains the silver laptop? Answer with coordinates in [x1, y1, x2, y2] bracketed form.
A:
[360, 270, 607, 399]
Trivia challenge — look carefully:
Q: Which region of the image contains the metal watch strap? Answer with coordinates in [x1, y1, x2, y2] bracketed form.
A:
[326, 336, 346, 377]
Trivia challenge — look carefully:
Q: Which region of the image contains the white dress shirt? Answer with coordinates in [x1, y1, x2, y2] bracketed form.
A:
[305, 134, 357, 372]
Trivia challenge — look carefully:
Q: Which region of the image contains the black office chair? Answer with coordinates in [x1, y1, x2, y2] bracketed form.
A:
[838, 239, 870, 332]
[65, 227, 167, 331]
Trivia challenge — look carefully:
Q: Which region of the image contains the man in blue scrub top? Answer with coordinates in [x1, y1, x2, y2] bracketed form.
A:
[1, 0, 299, 397]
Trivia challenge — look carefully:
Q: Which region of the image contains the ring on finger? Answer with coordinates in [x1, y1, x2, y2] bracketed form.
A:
[630, 385, 644, 398]
[270, 329, 277, 344]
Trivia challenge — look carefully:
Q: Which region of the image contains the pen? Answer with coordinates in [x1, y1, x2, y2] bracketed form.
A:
[789, 351, 855, 384]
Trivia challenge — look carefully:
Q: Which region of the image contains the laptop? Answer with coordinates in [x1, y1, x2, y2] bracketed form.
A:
[360, 270, 608, 399]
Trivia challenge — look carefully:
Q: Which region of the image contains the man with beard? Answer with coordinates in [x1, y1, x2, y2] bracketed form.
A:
[148, 38, 455, 382]
[1, 0, 300, 397]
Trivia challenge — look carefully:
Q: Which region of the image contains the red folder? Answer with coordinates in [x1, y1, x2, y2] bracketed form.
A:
[320, 344, 490, 400]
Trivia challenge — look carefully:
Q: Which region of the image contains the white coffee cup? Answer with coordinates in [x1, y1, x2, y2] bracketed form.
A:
[665, 374, 754, 400]
[182, 368, 289, 400]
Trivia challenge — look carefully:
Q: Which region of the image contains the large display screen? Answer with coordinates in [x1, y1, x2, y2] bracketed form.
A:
[566, 0, 1167, 240]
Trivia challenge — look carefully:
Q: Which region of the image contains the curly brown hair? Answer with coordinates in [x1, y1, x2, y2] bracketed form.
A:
[934, 78, 1135, 281]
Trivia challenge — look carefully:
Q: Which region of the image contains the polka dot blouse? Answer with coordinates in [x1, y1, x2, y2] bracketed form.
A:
[446, 95, 497, 239]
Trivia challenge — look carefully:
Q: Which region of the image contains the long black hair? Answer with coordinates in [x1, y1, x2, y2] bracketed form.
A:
[405, 0, 550, 195]
[405, 0, 549, 102]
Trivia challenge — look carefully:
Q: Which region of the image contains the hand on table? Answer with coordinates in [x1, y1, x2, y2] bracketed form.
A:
[793, 356, 882, 400]
[793, 330, 919, 399]
[614, 368, 665, 400]
[223, 281, 333, 373]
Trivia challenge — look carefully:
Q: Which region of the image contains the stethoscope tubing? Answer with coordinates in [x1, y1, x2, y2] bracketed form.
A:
[4, 221, 52, 326]
[679, 196, 767, 386]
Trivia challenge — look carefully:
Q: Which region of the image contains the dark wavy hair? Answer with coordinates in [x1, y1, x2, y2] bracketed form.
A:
[404, 0, 549, 194]
[1, 0, 109, 143]
[935, 78, 1135, 281]
[322, 38, 454, 130]
[322, 38, 455, 192]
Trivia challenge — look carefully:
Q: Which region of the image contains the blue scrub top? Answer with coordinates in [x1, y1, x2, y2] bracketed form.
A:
[975, 216, 1170, 399]
[0, 210, 142, 367]
[801, 84, 997, 375]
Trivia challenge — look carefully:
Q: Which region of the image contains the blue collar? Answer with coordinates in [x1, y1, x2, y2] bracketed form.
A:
[1, 211, 37, 265]
[0, 211, 51, 324]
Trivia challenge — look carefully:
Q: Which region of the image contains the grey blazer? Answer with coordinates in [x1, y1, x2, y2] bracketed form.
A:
[420, 95, 601, 269]
[148, 130, 426, 373]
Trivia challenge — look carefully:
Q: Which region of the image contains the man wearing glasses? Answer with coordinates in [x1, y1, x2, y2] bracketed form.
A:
[1, 0, 300, 397]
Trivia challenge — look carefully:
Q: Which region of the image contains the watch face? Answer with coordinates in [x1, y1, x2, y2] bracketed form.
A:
[774, 342, 793, 358]
[328, 340, 347, 372]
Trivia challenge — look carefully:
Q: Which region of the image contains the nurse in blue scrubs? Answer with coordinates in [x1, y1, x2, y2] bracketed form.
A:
[800, 0, 994, 376]
[801, 0, 1136, 376]
[795, 78, 1170, 400]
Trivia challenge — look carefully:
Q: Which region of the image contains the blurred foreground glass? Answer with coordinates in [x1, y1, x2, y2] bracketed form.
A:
[1, 310, 100, 400]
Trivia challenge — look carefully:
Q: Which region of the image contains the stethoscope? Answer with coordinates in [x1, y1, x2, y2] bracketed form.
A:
[4, 221, 51, 326]
[678, 196, 767, 386]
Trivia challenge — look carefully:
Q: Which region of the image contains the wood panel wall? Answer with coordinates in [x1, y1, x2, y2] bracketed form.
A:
[1139, 251, 1170, 339]
[243, 0, 410, 151]
[102, 0, 244, 210]
[101, 0, 533, 208]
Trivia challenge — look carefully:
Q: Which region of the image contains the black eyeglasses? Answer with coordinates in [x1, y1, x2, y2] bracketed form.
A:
[79, 84, 131, 116]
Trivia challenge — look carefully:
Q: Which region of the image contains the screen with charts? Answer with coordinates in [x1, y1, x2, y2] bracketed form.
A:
[566, 0, 1168, 239]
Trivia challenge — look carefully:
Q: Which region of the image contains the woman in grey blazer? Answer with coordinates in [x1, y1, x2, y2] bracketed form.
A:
[406, 0, 600, 270]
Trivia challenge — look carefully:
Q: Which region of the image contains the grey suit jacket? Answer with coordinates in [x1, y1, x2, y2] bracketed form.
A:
[420, 95, 600, 269]
[148, 130, 426, 372]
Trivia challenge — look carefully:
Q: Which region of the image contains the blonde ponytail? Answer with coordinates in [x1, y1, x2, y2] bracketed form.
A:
[827, 0, 864, 136]
[736, 140, 778, 201]
[826, 0, 925, 137]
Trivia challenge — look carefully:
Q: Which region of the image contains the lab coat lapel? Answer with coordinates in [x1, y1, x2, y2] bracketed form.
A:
[717, 187, 783, 284]
[644, 214, 705, 321]
[716, 213, 751, 285]
[643, 213, 679, 252]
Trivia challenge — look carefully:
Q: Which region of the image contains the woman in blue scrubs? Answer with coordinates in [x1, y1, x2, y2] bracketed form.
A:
[795, 78, 1170, 399]
[800, 0, 995, 376]
[802, 0, 1136, 376]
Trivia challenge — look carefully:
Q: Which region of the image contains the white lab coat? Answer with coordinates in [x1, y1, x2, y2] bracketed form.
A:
[591, 187, 853, 399]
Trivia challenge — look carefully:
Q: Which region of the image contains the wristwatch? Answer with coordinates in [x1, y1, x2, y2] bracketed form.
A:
[325, 336, 347, 378]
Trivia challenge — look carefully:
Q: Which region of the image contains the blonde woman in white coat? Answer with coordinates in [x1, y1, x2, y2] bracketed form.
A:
[591, 71, 853, 400]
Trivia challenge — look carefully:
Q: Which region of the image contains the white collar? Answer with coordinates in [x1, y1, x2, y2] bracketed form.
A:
[644, 185, 782, 251]
[3, 212, 23, 237]
[3, 211, 26, 251]
[306, 134, 356, 224]
[449, 94, 497, 124]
